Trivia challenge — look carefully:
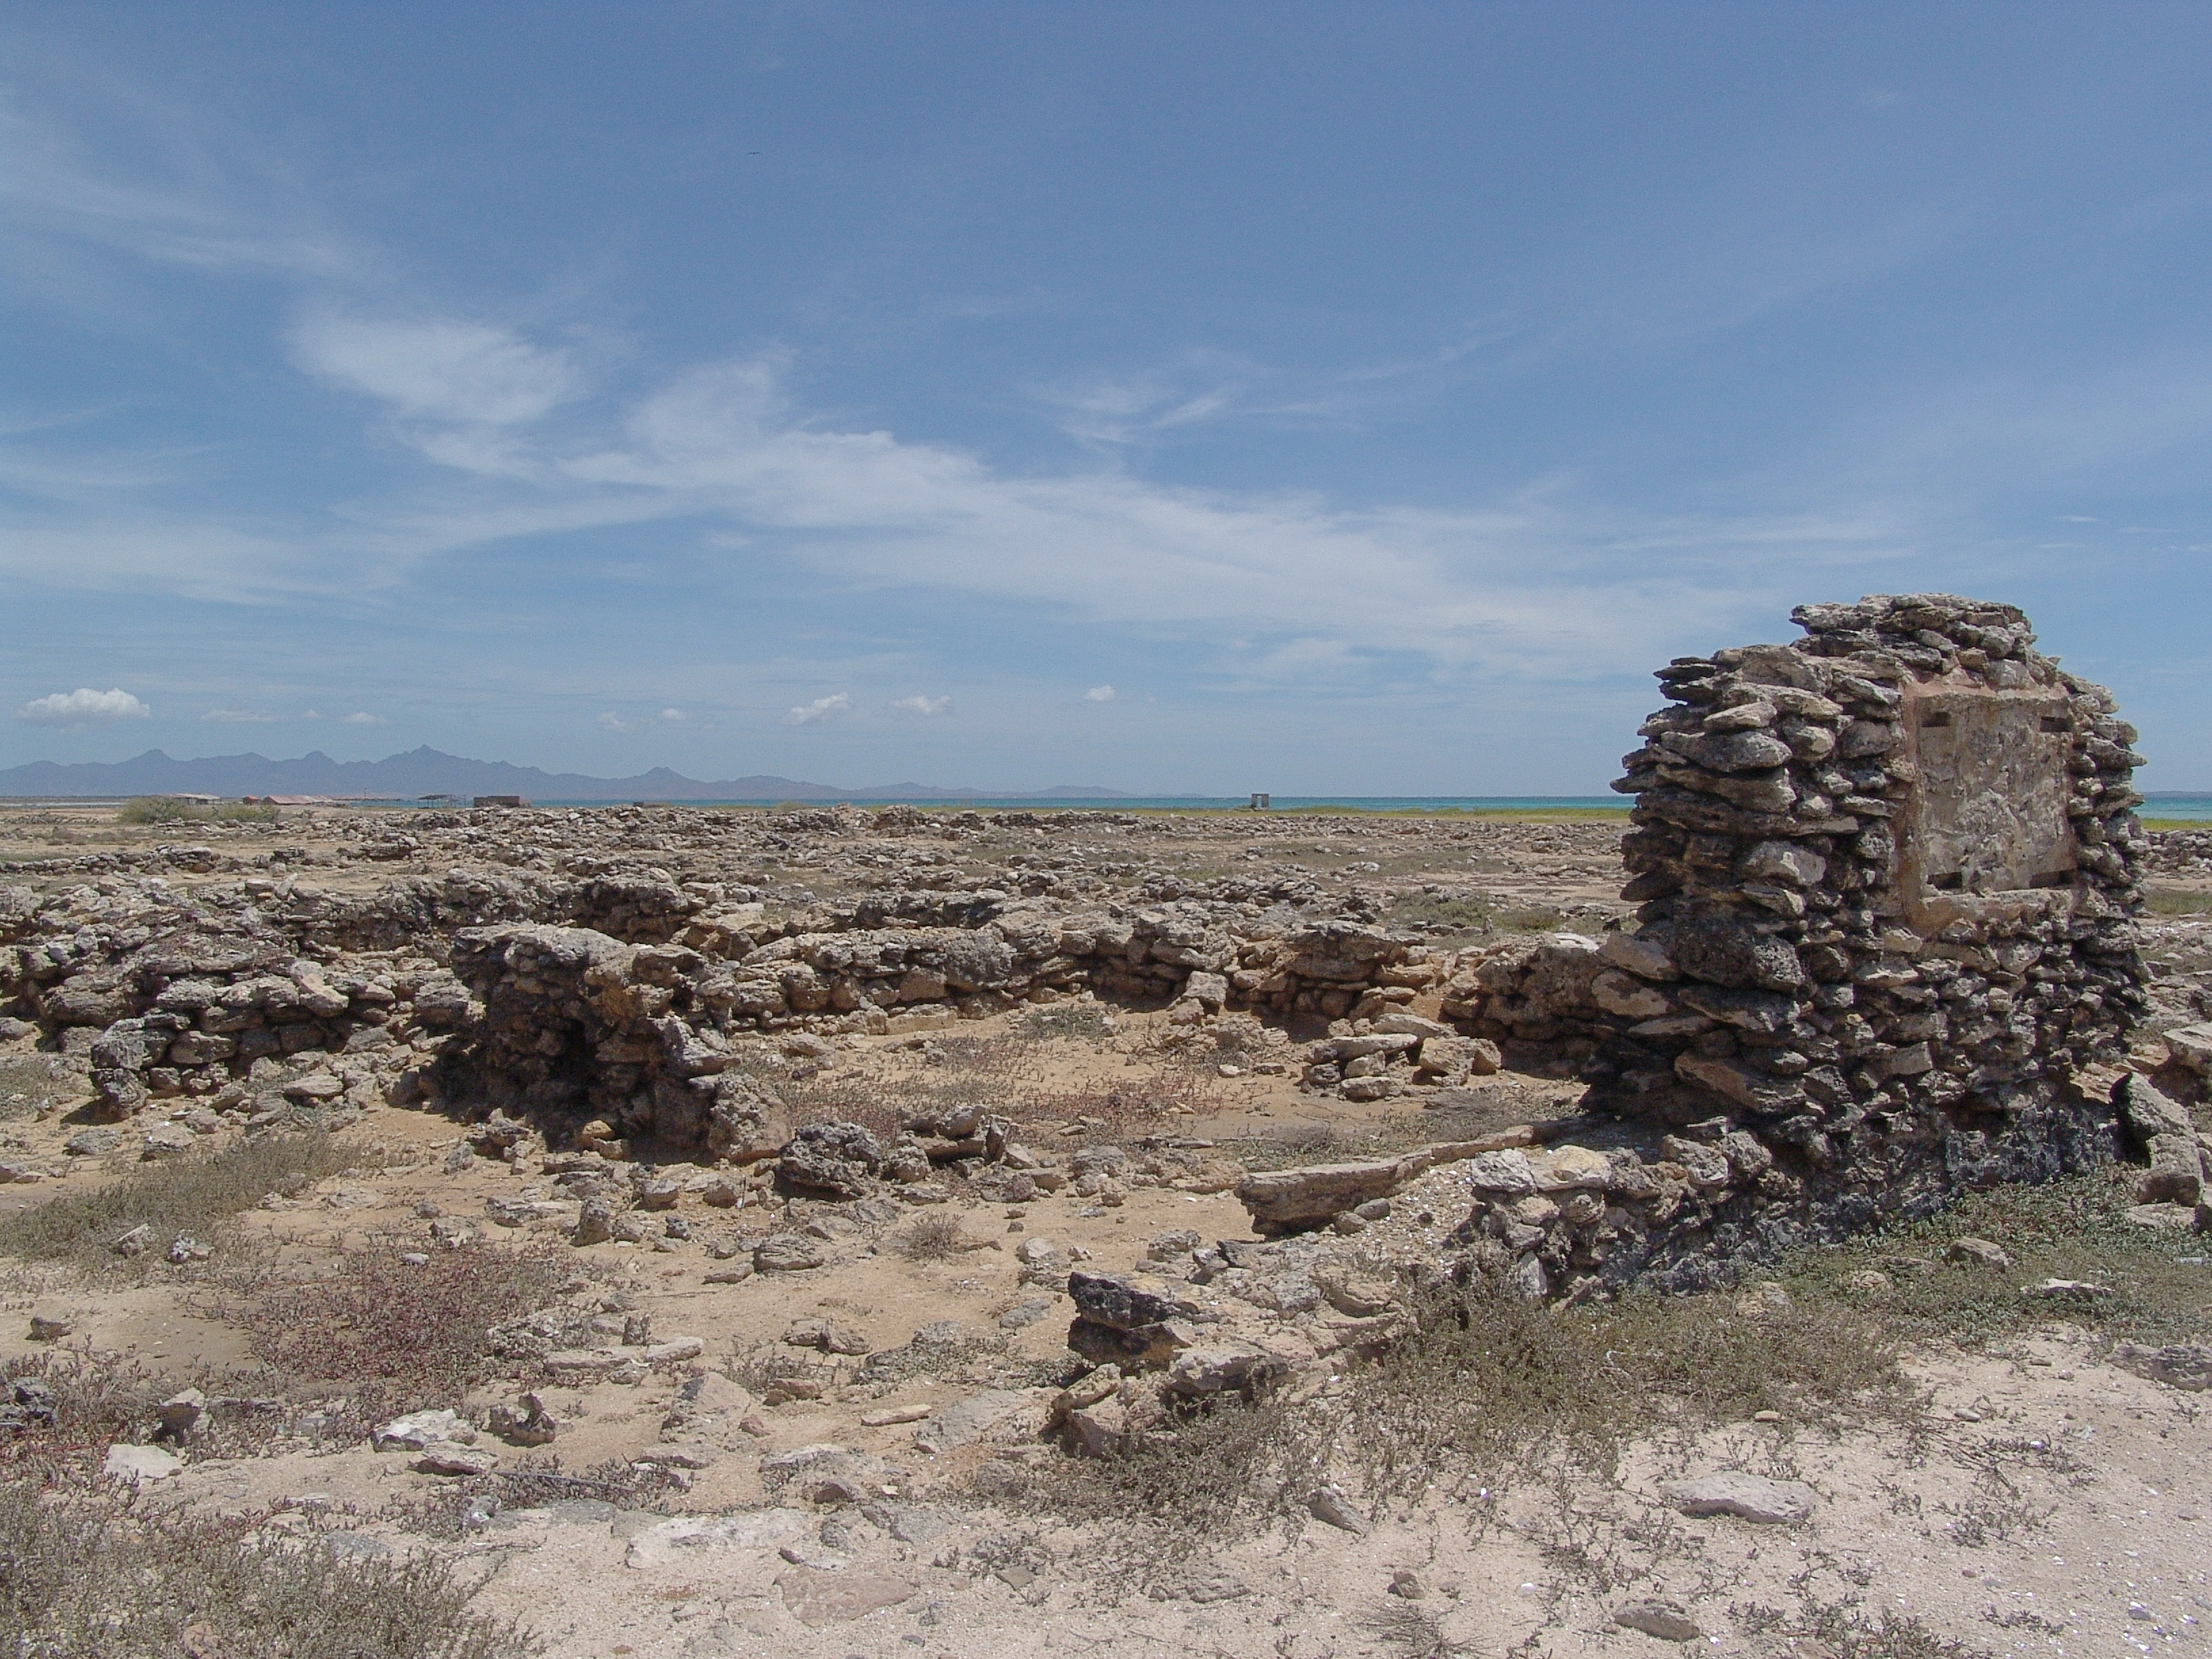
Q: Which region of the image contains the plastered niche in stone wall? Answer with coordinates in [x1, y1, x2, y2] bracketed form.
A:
[1898, 678, 2079, 936]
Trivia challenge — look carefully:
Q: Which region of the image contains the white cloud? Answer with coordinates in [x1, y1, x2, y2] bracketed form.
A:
[1083, 684, 1118, 703]
[14, 687, 151, 726]
[525, 356, 1839, 681]
[890, 693, 953, 716]
[340, 711, 384, 725]
[783, 693, 851, 726]
[201, 705, 283, 723]
[290, 314, 581, 427]
[599, 707, 689, 732]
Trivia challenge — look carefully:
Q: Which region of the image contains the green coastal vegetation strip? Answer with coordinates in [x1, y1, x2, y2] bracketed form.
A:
[115, 796, 279, 825]
[0, 1132, 355, 1269]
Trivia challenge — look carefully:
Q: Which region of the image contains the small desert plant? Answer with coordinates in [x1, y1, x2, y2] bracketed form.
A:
[1801, 1605, 1989, 1658]
[721, 1341, 830, 1397]
[890, 1211, 972, 1261]
[0, 1350, 176, 1486]
[0, 1485, 534, 1658]
[0, 1132, 356, 1271]
[1018, 999, 1116, 1042]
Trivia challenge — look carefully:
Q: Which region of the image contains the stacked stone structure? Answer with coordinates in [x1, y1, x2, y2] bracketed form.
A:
[1225, 596, 2179, 1298]
[1592, 594, 2147, 1189]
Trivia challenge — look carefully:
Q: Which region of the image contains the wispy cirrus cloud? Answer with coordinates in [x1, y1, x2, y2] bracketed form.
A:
[1, 66, 363, 287]
[0, 79, 1930, 697]
[290, 314, 585, 428]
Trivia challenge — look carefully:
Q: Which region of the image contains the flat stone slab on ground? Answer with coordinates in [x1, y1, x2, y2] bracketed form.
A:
[914, 1388, 1025, 1452]
[103, 1444, 183, 1484]
[624, 1507, 811, 1570]
[1660, 1471, 1814, 1524]
[776, 1567, 915, 1626]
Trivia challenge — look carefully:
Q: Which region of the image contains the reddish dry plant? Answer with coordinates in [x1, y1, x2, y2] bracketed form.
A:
[0, 1348, 171, 1489]
[228, 1242, 570, 1432]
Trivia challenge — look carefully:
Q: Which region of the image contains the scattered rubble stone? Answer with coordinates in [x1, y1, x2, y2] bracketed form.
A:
[1307, 1483, 1368, 1534]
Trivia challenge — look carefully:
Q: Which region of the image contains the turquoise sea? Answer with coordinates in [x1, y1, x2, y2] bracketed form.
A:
[523, 793, 2212, 819]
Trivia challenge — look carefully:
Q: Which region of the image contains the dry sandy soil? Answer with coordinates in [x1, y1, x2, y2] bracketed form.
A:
[1, 801, 2207, 1658]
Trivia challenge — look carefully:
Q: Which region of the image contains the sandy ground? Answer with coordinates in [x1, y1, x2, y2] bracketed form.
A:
[2, 801, 2208, 1656]
[102, 1326, 2205, 1659]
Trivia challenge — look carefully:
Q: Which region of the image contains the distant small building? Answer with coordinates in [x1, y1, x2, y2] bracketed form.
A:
[243, 795, 329, 806]
[472, 796, 530, 808]
[1248, 792, 1271, 809]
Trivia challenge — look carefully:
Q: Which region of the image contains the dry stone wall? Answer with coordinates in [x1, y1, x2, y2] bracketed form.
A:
[440, 905, 1449, 1156]
[1599, 594, 2147, 1160]
[1240, 594, 2184, 1298]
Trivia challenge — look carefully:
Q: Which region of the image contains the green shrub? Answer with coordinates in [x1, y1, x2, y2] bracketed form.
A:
[115, 796, 200, 825]
[114, 798, 278, 826]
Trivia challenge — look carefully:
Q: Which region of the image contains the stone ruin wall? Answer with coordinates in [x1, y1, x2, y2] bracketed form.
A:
[439, 910, 1447, 1157]
[4, 593, 2199, 1307]
[1237, 594, 2193, 1305]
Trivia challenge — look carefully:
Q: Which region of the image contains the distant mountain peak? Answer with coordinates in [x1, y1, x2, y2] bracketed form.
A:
[0, 747, 1138, 804]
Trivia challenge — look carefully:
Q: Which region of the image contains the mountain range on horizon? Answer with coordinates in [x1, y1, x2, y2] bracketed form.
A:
[0, 746, 1151, 804]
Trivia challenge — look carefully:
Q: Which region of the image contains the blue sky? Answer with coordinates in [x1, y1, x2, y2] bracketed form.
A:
[5, 4, 2209, 794]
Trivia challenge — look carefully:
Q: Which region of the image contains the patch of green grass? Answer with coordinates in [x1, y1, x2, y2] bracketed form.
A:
[1006, 1275, 1910, 1548]
[2144, 887, 2212, 916]
[1385, 893, 1569, 939]
[1011, 1168, 2208, 1555]
[1384, 893, 1494, 936]
[0, 1055, 89, 1122]
[1778, 1168, 2212, 1350]
[0, 1484, 534, 1659]
[0, 1132, 356, 1271]
[1496, 903, 1571, 932]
